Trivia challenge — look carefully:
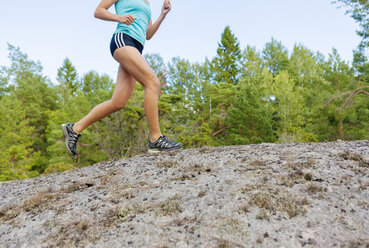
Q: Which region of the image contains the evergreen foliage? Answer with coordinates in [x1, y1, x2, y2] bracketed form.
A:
[0, 21, 368, 181]
[211, 26, 242, 85]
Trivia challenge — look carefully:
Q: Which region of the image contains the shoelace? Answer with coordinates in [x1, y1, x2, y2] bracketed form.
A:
[156, 135, 173, 148]
[69, 132, 80, 148]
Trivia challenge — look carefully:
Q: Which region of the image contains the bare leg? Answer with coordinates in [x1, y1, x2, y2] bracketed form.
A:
[73, 65, 136, 134]
[113, 46, 162, 142]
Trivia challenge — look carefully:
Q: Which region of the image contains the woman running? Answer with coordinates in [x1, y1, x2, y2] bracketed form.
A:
[62, 0, 182, 155]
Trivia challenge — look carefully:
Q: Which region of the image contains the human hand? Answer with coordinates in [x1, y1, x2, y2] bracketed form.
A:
[161, 0, 171, 17]
[118, 15, 136, 25]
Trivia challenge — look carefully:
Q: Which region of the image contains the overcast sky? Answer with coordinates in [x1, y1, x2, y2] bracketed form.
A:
[0, 0, 361, 82]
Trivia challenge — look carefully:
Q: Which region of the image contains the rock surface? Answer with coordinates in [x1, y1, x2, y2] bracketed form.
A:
[0, 140, 369, 248]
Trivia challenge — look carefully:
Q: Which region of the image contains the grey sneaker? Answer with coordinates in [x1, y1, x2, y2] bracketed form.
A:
[61, 123, 81, 155]
[148, 135, 182, 153]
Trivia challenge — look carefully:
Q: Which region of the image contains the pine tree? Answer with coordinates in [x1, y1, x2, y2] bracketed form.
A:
[0, 66, 10, 98]
[163, 57, 211, 147]
[3, 44, 58, 173]
[334, 0, 369, 48]
[353, 45, 369, 81]
[242, 45, 263, 79]
[314, 48, 361, 141]
[225, 80, 275, 145]
[262, 38, 289, 76]
[0, 96, 40, 181]
[211, 26, 242, 85]
[57, 58, 79, 102]
[272, 71, 317, 142]
[80, 71, 113, 106]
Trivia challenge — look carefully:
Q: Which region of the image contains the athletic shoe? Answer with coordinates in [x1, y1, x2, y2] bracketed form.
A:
[61, 123, 81, 155]
[148, 135, 182, 152]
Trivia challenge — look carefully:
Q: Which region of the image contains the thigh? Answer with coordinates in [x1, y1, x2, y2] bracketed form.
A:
[113, 46, 157, 87]
[111, 65, 136, 104]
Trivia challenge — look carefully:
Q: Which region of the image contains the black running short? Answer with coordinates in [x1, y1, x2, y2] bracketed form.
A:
[110, 33, 144, 57]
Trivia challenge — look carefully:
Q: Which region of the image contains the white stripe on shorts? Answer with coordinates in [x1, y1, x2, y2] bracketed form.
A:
[114, 34, 120, 48]
[118, 33, 124, 48]
[116, 34, 121, 47]
[120, 33, 126, 46]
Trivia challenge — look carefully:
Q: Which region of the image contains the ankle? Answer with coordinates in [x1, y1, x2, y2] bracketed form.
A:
[72, 124, 81, 134]
[150, 133, 162, 143]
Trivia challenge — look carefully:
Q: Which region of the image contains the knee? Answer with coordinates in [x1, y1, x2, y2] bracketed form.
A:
[109, 100, 125, 111]
[145, 76, 161, 93]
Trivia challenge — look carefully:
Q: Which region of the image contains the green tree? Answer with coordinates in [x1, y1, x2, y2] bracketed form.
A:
[272, 71, 317, 142]
[80, 71, 113, 106]
[211, 26, 242, 85]
[3, 44, 58, 173]
[242, 45, 263, 79]
[145, 53, 167, 87]
[330, 0, 369, 140]
[164, 58, 212, 147]
[204, 81, 236, 144]
[335, 0, 369, 47]
[0, 96, 40, 181]
[46, 69, 110, 167]
[262, 38, 289, 76]
[314, 48, 364, 141]
[225, 80, 275, 145]
[0, 66, 10, 98]
[323, 48, 354, 91]
[352, 43, 369, 82]
[57, 58, 79, 102]
[6, 44, 43, 77]
[94, 83, 147, 158]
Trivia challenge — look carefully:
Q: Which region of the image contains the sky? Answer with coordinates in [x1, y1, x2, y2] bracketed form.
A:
[0, 0, 361, 82]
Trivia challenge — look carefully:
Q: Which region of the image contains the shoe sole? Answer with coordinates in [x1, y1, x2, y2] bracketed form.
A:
[147, 146, 183, 153]
[61, 124, 75, 155]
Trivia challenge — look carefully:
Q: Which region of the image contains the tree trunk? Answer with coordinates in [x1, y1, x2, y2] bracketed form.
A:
[77, 151, 81, 164]
[212, 126, 231, 136]
[250, 116, 254, 143]
[338, 120, 344, 140]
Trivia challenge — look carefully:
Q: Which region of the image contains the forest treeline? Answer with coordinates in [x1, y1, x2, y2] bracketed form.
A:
[1, 1, 368, 181]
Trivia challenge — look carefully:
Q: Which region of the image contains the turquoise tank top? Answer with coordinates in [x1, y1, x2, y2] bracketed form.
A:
[114, 0, 151, 47]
